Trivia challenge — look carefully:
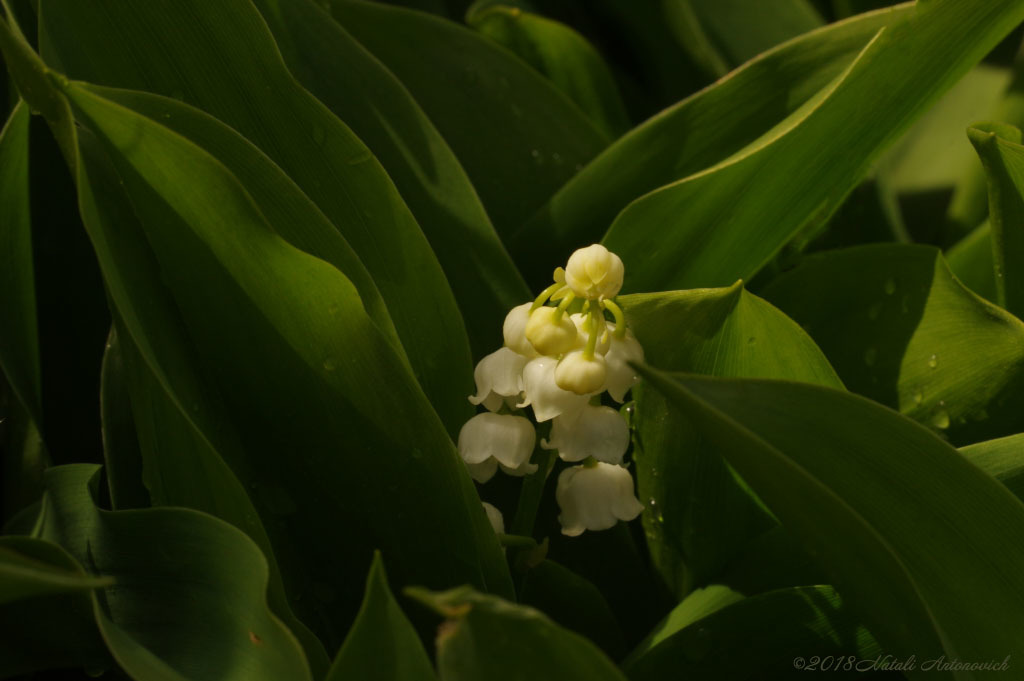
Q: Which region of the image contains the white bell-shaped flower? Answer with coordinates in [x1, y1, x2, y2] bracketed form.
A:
[458, 413, 536, 483]
[482, 502, 505, 535]
[564, 244, 624, 301]
[525, 306, 578, 356]
[555, 350, 607, 395]
[605, 330, 645, 402]
[503, 303, 538, 358]
[519, 356, 589, 422]
[570, 312, 611, 355]
[556, 462, 644, 536]
[468, 347, 528, 411]
[542, 405, 629, 464]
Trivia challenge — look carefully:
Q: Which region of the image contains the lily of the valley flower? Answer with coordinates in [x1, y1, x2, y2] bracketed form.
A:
[565, 244, 624, 301]
[556, 460, 644, 536]
[519, 356, 590, 422]
[468, 347, 527, 411]
[502, 303, 538, 357]
[604, 329, 645, 402]
[525, 305, 578, 356]
[542, 404, 629, 464]
[554, 350, 607, 395]
[458, 413, 536, 483]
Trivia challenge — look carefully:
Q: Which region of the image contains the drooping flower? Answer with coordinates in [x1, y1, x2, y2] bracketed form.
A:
[502, 302, 538, 358]
[468, 347, 528, 412]
[556, 460, 644, 536]
[564, 244, 624, 301]
[604, 329, 645, 402]
[458, 413, 536, 483]
[525, 305, 578, 356]
[542, 404, 629, 464]
[519, 356, 590, 422]
[554, 350, 607, 395]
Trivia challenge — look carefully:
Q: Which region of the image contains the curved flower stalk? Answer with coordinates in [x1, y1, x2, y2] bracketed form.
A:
[458, 244, 645, 536]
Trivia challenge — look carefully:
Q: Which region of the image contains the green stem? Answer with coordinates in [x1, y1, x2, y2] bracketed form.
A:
[602, 298, 628, 339]
[531, 282, 563, 311]
[583, 301, 599, 360]
[553, 292, 575, 320]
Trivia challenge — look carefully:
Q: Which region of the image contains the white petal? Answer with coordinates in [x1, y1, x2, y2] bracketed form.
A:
[556, 462, 643, 536]
[468, 347, 528, 406]
[499, 461, 539, 477]
[482, 502, 505, 535]
[466, 459, 498, 483]
[519, 356, 589, 422]
[502, 303, 539, 358]
[605, 331, 645, 402]
[542, 405, 629, 464]
[458, 413, 536, 467]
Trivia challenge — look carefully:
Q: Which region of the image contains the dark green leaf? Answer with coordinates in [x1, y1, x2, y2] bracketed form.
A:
[98, 325, 149, 511]
[327, 553, 436, 681]
[39, 0, 474, 433]
[960, 433, 1024, 501]
[329, 0, 610, 238]
[626, 584, 743, 664]
[638, 368, 1024, 669]
[0, 535, 109, 604]
[968, 121, 1024, 319]
[762, 244, 1024, 445]
[946, 221, 996, 303]
[603, 0, 1024, 293]
[408, 586, 628, 681]
[620, 284, 841, 596]
[466, 4, 630, 139]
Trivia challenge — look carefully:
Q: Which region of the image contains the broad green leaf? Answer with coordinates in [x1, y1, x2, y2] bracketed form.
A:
[248, 0, 530, 357]
[620, 284, 842, 597]
[946, 220, 996, 303]
[1, 384, 45, 518]
[98, 326, 149, 511]
[466, 4, 630, 139]
[327, 554, 436, 681]
[35, 464, 314, 681]
[0, 535, 109, 604]
[762, 244, 1024, 445]
[625, 586, 882, 681]
[603, 0, 1024, 294]
[664, 0, 823, 78]
[0, 100, 40, 424]
[960, 433, 1024, 501]
[968, 122, 1024, 320]
[512, 5, 909, 276]
[626, 584, 744, 663]
[638, 368, 1024, 671]
[66, 82, 511, 642]
[328, 0, 610, 238]
[39, 0, 473, 433]
[408, 586, 628, 681]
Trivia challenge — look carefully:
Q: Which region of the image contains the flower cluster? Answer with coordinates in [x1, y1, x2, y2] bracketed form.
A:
[458, 244, 645, 536]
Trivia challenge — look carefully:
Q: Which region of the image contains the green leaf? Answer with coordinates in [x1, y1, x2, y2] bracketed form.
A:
[98, 325, 149, 511]
[625, 586, 881, 680]
[328, 0, 610, 237]
[408, 586, 628, 681]
[512, 5, 909, 274]
[0, 100, 40, 424]
[620, 284, 842, 596]
[66, 82, 511, 642]
[946, 220, 996, 303]
[327, 553, 437, 681]
[603, 0, 1024, 293]
[35, 464, 314, 681]
[466, 4, 630, 139]
[0, 535, 110, 604]
[960, 433, 1024, 502]
[39, 0, 474, 434]
[248, 0, 530, 357]
[968, 121, 1024, 319]
[762, 244, 1024, 445]
[626, 584, 744, 663]
[637, 368, 1024, 670]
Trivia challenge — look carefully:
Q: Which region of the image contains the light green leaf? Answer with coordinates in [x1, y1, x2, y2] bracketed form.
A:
[968, 121, 1024, 320]
[66, 82, 511, 644]
[603, 0, 1024, 293]
[621, 284, 842, 597]
[762, 244, 1024, 445]
[35, 464, 313, 681]
[625, 586, 881, 680]
[638, 368, 1024, 671]
[408, 586, 629, 681]
[327, 553, 437, 681]
[249, 0, 530, 357]
[626, 584, 744, 663]
[946, 220, 996, 303]
[512, 5, 909, 276]
[329, 0, 610, 237]
[39, 0, 473, 433]
[466, 4, 630, 139]
[960, 433, 1024, 501]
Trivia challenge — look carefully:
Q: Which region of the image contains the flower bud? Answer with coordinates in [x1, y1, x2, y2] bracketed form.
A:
[564, 244, 624, 300]
[525, 306, 578, 356]
[554, 350, 607, 395]
[519, 357, 589, 422]
[556, 462, 644, 536]
[502, 303, 538, 357]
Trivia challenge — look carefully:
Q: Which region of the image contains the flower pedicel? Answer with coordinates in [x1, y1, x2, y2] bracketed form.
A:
[457, 244, 645, 536]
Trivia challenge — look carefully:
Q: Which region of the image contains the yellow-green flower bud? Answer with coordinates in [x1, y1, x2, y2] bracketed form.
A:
[564, 244, 624, 301]
[554, 350, 607, 395]
[526, 306, 578, 356]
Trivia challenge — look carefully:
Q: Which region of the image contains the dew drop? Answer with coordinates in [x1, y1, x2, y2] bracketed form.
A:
[928, 354, 938, 369]
[930, 409, 950, 430]
[864, 347, 877, 367]
[912, 388, 923, 405]
[884, 278, 896, 295]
